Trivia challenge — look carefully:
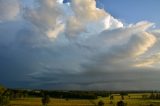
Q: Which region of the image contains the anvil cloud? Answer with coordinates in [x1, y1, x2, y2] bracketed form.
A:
[0, 0, 160, 90]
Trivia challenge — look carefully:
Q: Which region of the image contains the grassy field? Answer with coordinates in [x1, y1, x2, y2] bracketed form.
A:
[8, 93, 160, 106]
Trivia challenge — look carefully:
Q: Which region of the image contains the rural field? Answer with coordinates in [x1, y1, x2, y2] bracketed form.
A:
[9, 93, 160, 106]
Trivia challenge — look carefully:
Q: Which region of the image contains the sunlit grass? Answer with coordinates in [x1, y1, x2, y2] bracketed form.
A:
[9, 94, 160, 106]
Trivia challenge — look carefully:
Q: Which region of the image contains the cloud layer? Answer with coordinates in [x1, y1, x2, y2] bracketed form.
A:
[0, 0, 160, 90]
[0, 0, 20, 21]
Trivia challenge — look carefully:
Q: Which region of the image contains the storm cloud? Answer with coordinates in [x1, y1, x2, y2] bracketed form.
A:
[0, 0, 160, 90]
[0, 0, 20, 21]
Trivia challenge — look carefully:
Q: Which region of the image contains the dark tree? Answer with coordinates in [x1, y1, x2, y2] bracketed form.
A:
[117, 101, 125, 106]
[110, 95, 114, 100]
[0, 95, 10, 106]
[121, 95, 124, 100]
[42, 95, 50, 106]
[150, 93, 155, 99]
[120, 92, 128, 100]
[98, 100, 104, 106]
[109, 101, 113, 104]
[0, 85, 5, 95]
[128, 96, 130, 99]
[0, 85, 10, 106]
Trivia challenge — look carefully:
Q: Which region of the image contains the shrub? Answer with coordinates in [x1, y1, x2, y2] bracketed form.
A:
[42, 95, 50, 106]
[117, 101, 125, 106]
[98, 100, 104, 106]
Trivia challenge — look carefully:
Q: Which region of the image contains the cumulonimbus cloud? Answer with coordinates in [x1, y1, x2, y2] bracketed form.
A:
[0, 0, 160, 90]
[0, 0, 20, 21]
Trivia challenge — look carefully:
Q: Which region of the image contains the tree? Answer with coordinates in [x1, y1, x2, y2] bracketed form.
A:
[110, 95, 114, 100]
[150, 93, 155, 99]
[0, 95, 10, 106]
[149, 104, 154, 106]
[120, 92, 128, 100]
[109, 101, 113, 104]
[117, 101, 125, 106]
[42, 95, 50, 106]
[121, 95, 124, 100]
[0, 85, 5, 95]
[0, 85, 9, 106]
[98, 100, 104, 106]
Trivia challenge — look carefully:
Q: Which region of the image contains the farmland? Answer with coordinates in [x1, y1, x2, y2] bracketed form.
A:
[1, 86, 160, 106]
[9, 93, 160, 106]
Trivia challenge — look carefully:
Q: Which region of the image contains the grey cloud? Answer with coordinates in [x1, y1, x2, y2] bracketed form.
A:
[0, 0, 160, 90]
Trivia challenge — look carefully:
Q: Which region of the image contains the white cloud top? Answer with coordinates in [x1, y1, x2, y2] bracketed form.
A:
[0, 0, 20, 21]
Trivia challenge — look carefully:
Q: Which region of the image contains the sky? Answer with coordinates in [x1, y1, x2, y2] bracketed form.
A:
[64, 0, 160, 27]
[98, 0, 160, 25]
[0, 0, 160, 90]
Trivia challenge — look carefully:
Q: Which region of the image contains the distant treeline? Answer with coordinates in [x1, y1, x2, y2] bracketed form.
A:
[12, 89, 116, 99]
[5, 89, 159, 99]
[1, 84, 160, 100]
[3, 89, 111, 99]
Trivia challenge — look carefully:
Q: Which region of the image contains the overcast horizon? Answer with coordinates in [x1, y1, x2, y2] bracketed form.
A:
[0, 0, 160, 90]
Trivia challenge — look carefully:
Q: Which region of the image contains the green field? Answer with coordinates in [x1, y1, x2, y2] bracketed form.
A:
[9, 93, 160, 106]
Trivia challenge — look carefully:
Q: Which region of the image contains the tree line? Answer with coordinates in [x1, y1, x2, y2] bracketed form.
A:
[1, 88, 108, 100]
